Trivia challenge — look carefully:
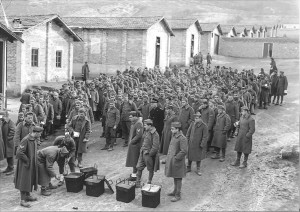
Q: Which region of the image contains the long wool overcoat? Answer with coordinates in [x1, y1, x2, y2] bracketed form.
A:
[179, 105, 195, 136]
[126, 119, 144, 167]
[1, 119, 16, 158]
[276, 75, 288, 96]
[165, 132, 188, 178]
[211, 112, 231, 149]
[69, 116, 91, 154]
[234, 114, 255, 154]
[14, 134, 38, 192]
[186, 120, 208, 161]
[160, 115, 179, 155]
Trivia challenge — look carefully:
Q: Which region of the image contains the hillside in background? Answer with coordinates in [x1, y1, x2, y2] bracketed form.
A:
[0, 0, 299, 25]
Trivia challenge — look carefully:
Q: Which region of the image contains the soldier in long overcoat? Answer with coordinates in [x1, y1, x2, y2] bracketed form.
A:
[37, 146, 69, 196]
[82, 62, 90, 82]
[165, 122, 188, 202]
[50, 92, 62, 132]
[270, 71, 279, 104]
[186, 112, 208, 176]
[1, 110, 16, 175]
[126, 111, 144, 181]
[14, 126, 43, 208]
[211, 105, 231, 162]
[160, 105, 178, 159]
[149, 98, 165, 139]
[231, 106, 255, 168]
[88, 82, 99, 118]
[258, 76, 271, 109]
[199, 99, 215, 152]
[275, 71, 288, 105]
[0, 121, 5, 161]
[68, 108, 91, 168]
[14, 112, 36, 152]
[225, 94, 239, 139]
[178, 97, 195, 136]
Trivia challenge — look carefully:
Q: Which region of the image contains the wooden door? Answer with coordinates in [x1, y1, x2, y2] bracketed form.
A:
[263, 43, 268, 58]
[155, 37, 160, 66]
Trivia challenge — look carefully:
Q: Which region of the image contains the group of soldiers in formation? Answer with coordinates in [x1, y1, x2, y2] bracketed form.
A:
[0, 57, 288, 207]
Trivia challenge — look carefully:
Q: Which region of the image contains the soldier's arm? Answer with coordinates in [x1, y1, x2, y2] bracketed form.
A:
[13, 123, 22, 147]
[115, 109, 120, 127]
[175, 136, 188, 160]
[200, 124, 208, 148]
[89, 107, 94, 124]
[84, 120, 91, 140]
[224, 115, 231, 132]
[246, 119, 255, 138]
[149, 133, 160, 156]
[16, 138, 29, 163]
[186, 122, 192, 141]
[130, 123, 143, 144]
[188, 107, 195, 125]
[8, 120, 16, 142]
[58, 100, 62, 116]
[208, 109, 215, 131]
[69, 138, 76, 158]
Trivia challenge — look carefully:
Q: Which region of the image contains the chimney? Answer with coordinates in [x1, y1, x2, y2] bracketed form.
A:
[12, 18, 23, 29]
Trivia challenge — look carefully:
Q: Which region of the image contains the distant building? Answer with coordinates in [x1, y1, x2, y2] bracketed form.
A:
[63, 16, 174, 76]
[220, 25, 237, 37]
[0, 22, 24, 108]
[234, 26, 248, 37]
[219, 37, 299, 59]
[0, 14, 82, 96]
[282, 24, 300, 29]
[168, 19, 202, 66]
[199, 23, 222, 55]
[244, 25, 256, 38]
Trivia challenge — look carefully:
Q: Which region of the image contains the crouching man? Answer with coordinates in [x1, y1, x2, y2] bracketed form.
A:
[37, 146, 69, 196]
[135, 119, 160, 188]
[53, 131, 76, 186]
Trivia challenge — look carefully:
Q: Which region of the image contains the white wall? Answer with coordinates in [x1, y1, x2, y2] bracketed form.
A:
[185, 24, 200, 66]
[146, 21, 170, 70]
[210, 28, 221, 54]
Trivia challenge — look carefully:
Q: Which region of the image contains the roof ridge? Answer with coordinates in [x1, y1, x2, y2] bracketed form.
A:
[63, 16, 163, 18]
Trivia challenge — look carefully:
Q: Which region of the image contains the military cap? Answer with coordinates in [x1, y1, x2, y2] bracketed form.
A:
[194, 112, 201, 117]
[129, 111, 138, 117]
[60, 146, 69, 154]
[217, 105, 225, 110]
[78, 108, 86, 113]
[171, 122, 181, 128]
[144, 119, 153, 125]
[241, 106, 249, 111]
[18, 112, 24, 116]
[33, 126, 43, 132]
[151, 98, 158, 103]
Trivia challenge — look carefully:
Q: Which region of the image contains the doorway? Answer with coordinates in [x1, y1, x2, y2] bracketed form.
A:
[263, 43, 273, 58]
[190, 34, 194, 57]
[213, 34, 219, 55]
[0, 41, 3, 94]
[155, 37, 160, 66]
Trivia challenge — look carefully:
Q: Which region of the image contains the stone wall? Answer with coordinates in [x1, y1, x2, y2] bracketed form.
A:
[219, 37, 299, 59]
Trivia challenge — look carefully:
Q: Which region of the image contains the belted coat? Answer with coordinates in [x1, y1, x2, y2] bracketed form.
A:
[211, 112, 231, 149]
[1, 119, 15, 158]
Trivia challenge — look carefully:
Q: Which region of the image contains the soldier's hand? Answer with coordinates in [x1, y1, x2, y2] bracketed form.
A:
[55, 174, 61, 180]
[113, 125, 117, 130]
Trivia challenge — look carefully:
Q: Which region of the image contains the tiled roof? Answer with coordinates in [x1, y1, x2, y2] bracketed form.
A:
[63, 16, 162, 29]
[0, 22, 24, 42]
[168, 19, 197, 29]
[220, 25, 235, 33]
[0, 14, 82, 41]
[221, 37, 299, 43]
[0, 14, 57, 31]
[199, 23, 219, 32]
[229, 25, 247, 34]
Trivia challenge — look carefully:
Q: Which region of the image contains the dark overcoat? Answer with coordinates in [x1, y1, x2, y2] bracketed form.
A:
[126, 119, 144, 167]
[165, 132, 188, 178]
[211, 112, 231, 148]
[200, 107, 215, 131]
[225, 101, 239, 124]
[276, 75, 288, 96]
[0, 122, 5, 161]
[260, 80, 270, 103]
[69, 116, 91, 154]
[234, 114, 255, 154]
[160, 115, 178, 155]
[179, 105, 195, 136]
[13, 121, 36, 149]
[14, 134, 38, 192]
[37, 146, 61, 186]
[149, 106, 165, 137]
[1, 119, 16, 158]
[186, 120, 208, 161]
[270, 75, 279, 96]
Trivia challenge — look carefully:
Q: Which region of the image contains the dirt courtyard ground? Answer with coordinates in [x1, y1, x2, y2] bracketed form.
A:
[0, 56, 299, 211]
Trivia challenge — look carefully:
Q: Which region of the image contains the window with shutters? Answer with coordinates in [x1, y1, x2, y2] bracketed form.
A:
[56, 50, 62, 68]
[31, 48, 39, 67]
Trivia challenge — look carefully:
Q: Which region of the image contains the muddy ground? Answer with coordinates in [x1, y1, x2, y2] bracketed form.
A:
[0, 56, 299, 211]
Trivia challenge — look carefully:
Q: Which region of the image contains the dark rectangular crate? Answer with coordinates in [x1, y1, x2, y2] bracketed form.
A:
[85, 175, 105, 197]
[64, 172, 84, 193]
[142, 186, 161, 208]
[116, 183, 135, 203]
[80, 166, 98, 179]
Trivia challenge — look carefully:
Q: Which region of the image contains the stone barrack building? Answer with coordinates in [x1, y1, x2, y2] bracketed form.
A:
[0, 14, 82, 95]
[63, 16, 174, 76]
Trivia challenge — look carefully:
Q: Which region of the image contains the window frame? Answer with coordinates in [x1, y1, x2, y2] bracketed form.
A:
[31, 48, 39, 67]
[56, 50, 62, 68]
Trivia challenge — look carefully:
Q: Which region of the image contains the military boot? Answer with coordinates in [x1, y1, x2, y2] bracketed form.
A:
[239, 161, 247, 168]
[230, 159, 240, 166]
[41, 187, 51, 196]
[196, 167, 202, 176]
[20, 200, 31, 208]
[211, 152, 220, 159]
[186, 166, 191, 173]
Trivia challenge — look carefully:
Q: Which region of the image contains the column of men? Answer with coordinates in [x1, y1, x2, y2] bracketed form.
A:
[0, 57, 288, 207]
